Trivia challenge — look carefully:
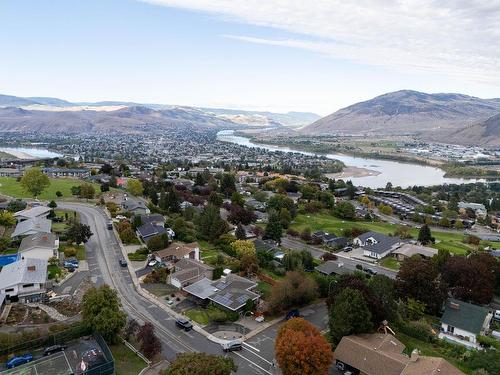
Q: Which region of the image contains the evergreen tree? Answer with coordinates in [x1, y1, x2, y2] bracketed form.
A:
[418, 224, 433, 245]
[263, 211, 283, 244]
[195, 204, 228, 242]
[235, 223, 246, 240]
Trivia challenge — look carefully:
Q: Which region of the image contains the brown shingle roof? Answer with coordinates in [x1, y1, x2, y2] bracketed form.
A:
[154, 242, 199, 260]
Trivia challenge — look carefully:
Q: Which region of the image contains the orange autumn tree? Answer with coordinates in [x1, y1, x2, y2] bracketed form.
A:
[275, 318, 333, 375]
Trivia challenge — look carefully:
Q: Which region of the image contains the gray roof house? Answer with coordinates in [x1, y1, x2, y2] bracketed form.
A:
[14, 206, 51, 222]
[136, 215, 170, 242]
[0, 258, 48, 302]
[439, 298, 492, 349]
[183, 273, 259, 311]
[11, 218, 51, 238]
[122, 198, 150, 215]
[170, 258, 213, 289]
[353, 231, 402, 259]
[19, 233, 59, 261]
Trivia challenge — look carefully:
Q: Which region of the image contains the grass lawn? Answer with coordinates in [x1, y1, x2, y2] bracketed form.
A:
[59, 243, 86, 260]
[257, 281, 272, 299]
[199, 240, 220, 262]
[379, 257, 400, 270]
[47, 264, 63, 279]
[109, 342, 148, 375]
[290, 211, 474, 255]
[185, 306, 229, 326]
[0, 177, 99, 200]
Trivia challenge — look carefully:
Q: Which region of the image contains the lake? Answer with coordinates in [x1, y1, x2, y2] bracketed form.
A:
[217, 130, 491, 188]
[0, 147, 62, 159]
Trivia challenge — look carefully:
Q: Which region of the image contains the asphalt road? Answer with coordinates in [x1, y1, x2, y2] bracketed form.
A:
[59, 203, 273, 374]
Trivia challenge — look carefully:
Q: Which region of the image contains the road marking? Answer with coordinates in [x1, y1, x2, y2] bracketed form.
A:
[242, 348, 273, 365]
[242, 342, 260, 352]
[233, 352, 272, 375]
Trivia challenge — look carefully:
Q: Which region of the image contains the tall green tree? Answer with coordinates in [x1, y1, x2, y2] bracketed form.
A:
[195, 204, 228, 242]
[82, 285, 126, 343]
[20, 168, 50, 198]
[329, 288, 373, 344]
[66, 221, 93, 245]
[263, 210, 283, 244]
[127, 178, 144, 196]
[418, 224, 433, 245]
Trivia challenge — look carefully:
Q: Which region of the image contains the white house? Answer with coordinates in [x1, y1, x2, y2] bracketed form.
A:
[11, 218, 51, 238]
[14, 206, 51, 222]
[19, 233, 59, 261]
[439, 299, 492, 349]
[0, 258, 48, 302]
[353, 231, 402, 260]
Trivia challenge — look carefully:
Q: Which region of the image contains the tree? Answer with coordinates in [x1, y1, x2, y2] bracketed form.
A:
[268, 271, 318, 313]
[48, 200, 57, 209]
[137, 322, 162, 360]
[396, 257, 446, 314]
[368, 274, 398, 322]
[394, 225, 412, 239]
[231, 240, 256, 258]
[431, 248, 450, 272]
[147, 233, 170, 251]
[66, 221, 93, 245]
[275, 318, 333, 375]
[417, 224, 434, 245]
[82, 285, 126, 343]
[240, 253, 259, 276]
[329, 288, 373, 344]
[0, 211, 16, 227]
[55, 191, 63, 198]
[127, 179, 144, 196]
[163, 186, 180, 213]
[195, 204, 228, 242]
[163, 353, 236, 375]
[333, 201, 355, 220]
[227, 204, 256, 225]
[230, 192, 245, 207]
[220, 173, 236, 196]
[279, 208, 292, 229]
[100, 183, 110, 192]
[20, 168, 50, 198]
[235, 223, 246, 240]
[123, 318, 140, 341]
[7, 199, 26, 213]
[263, 211, 282, 244]
[79, 183, 96, 199]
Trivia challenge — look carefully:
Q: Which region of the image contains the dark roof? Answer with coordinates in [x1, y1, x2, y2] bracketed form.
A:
[357, 231, 392, 243]
[137, 223, 167, 239]
[254, 239, 278, 252]
[315, 261, 350, 276]
[326, 237, 348, 246]
[140, 214, 164, 225]
[441, 298, 489, 334]
[363, 237, 400, 254]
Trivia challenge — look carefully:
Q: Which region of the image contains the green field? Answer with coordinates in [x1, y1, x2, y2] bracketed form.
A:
[109, 342, 148, 375]
[289, 212, 479, 255]
[0, 177, 99, 200]
[379, 257, 401, 270]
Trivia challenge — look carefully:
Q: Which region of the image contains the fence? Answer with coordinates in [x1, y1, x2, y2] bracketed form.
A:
[84, 334, 115, 375]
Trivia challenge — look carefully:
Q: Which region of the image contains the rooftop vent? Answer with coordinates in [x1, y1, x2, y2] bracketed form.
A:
[27, 265, 36, 271]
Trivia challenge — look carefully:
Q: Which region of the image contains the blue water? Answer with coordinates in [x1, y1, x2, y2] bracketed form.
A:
[0, 253, 20, 267]
[0, 147, 62, 158]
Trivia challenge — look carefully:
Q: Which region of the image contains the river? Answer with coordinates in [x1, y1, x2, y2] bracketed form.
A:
[217, 130, 490, 188]
[0, 147, 62, 159]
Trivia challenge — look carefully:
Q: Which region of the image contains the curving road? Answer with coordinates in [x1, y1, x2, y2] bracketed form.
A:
[59, 203, 269, 373]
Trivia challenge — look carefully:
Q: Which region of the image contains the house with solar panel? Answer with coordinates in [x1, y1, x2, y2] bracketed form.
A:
[183, 272, 259, 312]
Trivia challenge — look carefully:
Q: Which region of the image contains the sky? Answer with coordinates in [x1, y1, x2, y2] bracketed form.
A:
[1, 0, 499, 115]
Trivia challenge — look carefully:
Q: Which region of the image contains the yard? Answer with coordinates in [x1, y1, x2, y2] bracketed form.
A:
[289, 211, 480, 255]
[185, 306, 234, 326]
[379, 257, 400, 270]
[59, 243, 86, 260]
[0, 177, 99, 200]
[109, 341, 148, 375]
[256, 280, 272, 299]
[47, 264, 64, 279]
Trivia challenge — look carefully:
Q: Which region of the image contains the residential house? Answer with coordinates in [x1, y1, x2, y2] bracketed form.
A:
[153, 242, 200, 263]
[458, 202, 487, 219]
[393, 244, 438, 261]
[122, 198, 150, 215]
[0, 258, 48, 303]
[0, 168, 21, 178]
[180, 201, 193, 210]
[42, 167, 90, 179]
[183, 273, 259, 312]
[136, 214, 174, 242]
[335, 334, 464, 375]
[286, 192, 302, 203]
[14, 206, 51, 222]
[170, 258, 213, 289]
[353, 231, 402, 259]
[439, 298, 492, 349]
[312, 231, 346, 248]
[19, 233, 59, 261]
[315, 261, 351, 277]
[11, 218, 51, 239]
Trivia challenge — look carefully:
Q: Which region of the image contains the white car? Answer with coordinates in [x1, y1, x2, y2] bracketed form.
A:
[148, 259, 158, 267]
[255, 316, 265, 323]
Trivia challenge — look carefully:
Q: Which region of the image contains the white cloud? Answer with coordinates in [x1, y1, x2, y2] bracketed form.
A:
[143, 0, 500, 85]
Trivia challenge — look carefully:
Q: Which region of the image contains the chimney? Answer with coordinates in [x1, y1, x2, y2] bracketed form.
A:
[410, 349, 419, 362]
[450, 302, 460, 310]
[27, 265, 36, 272]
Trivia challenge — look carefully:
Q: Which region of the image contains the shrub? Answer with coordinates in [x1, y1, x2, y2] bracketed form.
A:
[64, 247, 78, 257]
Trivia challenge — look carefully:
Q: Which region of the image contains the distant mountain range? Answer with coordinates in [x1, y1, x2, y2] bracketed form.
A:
[302, 90, 500, 146]
[0, 94, 320, 131]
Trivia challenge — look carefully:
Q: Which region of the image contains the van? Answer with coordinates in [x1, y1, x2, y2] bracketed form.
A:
[222, 340, 243, 352]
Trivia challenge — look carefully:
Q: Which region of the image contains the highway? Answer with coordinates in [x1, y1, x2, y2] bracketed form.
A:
[59, 202, 274, 374]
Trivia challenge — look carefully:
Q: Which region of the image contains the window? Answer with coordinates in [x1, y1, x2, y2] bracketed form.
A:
[5, 288, 14, 292]
[22, 283, 34, 288]
[447, 325, 455, 334]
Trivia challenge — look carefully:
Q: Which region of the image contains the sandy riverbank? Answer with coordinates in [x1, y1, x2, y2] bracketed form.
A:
[325, 166, 381, 179]
[0, 148, 34, 159]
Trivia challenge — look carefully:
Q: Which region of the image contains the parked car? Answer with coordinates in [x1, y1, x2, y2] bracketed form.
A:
[175, 318, 193, 331]
[364, 268, 377, 276]
[494, 310, 500, 322]
[343, 246, 353, 252]
[6, 354, 33, 369]
[64, 261, 78, 269]
[255, 316, 265, 323]
[44, 345, 67, 356]
[119, 259, 127, 267]
[107, 221, 113, 230]
[222, 340, 243, 352]
[285, 309, 301, 320]
[148, 259, 158, 267]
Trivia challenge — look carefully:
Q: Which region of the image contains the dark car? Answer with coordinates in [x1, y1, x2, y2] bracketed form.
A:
[107, 222, 113, 230]
[222, 340, 243, 352]
[6, 354, 33, 369]
[285, 309, 301, 320]
[364, 268, 377, 276]
[175, 318, 193, 331]
[343, 246, 353, 252]
[119, 259, 127, 267]
[44, 344, 67, 356]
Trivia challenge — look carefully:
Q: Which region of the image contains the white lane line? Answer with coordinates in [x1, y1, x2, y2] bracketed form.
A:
[242, 342, 260, 352]
[233, 352, 272, 375]
[242, 348, 273, 365]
